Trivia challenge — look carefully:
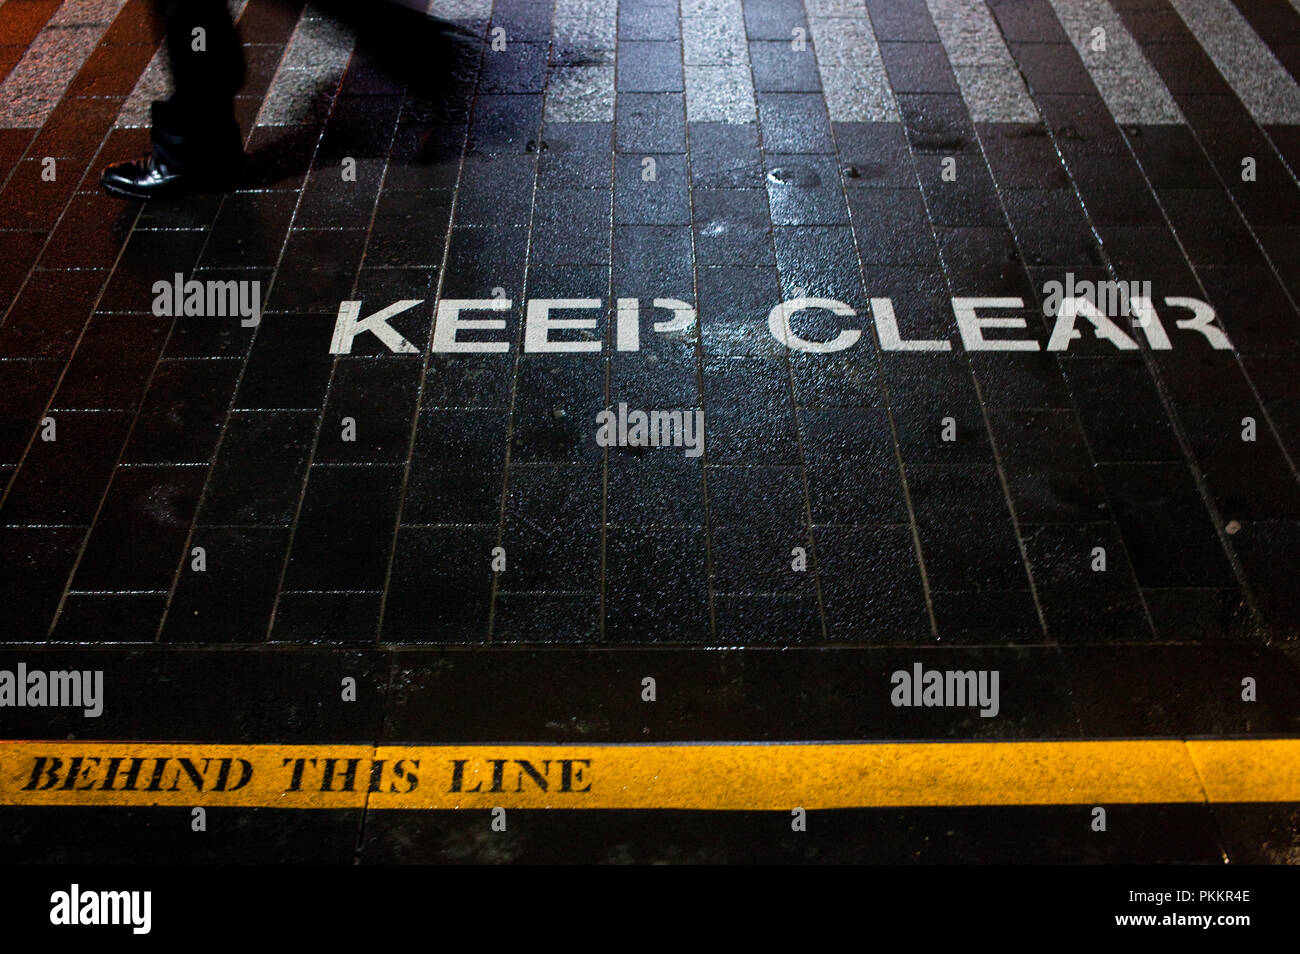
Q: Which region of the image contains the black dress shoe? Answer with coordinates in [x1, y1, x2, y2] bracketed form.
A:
[100, 153, 241, 200]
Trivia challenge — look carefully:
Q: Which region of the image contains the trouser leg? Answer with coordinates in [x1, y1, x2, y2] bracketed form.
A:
[150, 0, 246, 171]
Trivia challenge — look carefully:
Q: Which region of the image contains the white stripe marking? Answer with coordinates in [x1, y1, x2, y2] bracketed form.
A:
[1047, 0, 1182, 124]
[256, 7, 356, 127]
[924, 0, 1038, 123]
[0, 0, 129, 128]
[1170, 0, 1300, 125]
[683, 0, 755, 121]
[809, 6, 897, 121]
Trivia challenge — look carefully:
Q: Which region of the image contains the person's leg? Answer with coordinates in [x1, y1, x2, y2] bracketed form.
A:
[102, 0, 246, 198]
[152, 0, 246, 170]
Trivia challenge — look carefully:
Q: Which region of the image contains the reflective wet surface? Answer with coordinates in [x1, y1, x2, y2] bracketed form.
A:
[0, 0, 1298, 863]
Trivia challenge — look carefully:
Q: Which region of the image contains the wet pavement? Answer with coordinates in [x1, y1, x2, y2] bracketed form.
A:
[0, 0, 1299, 863]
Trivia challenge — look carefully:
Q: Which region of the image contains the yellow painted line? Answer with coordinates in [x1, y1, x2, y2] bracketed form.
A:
[0, 740, 1297, 809]
[1186, 739, 1300, 804]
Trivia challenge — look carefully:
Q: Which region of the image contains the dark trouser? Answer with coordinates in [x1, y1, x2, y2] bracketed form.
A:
[152, 1, 451, 171]
[151, 0, 246, 172]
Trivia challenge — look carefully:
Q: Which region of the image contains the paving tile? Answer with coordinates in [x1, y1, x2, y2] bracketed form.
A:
[198, 411, 317, 526]
[693, 188, 774, 266]
[697, 268, 784, 356]
[1, 270, 109, 360]
[0, 527, 85, 639]
[689, 121, 763, 188]
[454, 154, 536, 226]
[605, 524, 711, 641]
[233, 314, 337, 410]
[614, 152, 690, 224]
[619, 1, 680, 41]
[1060, 356, 1183, 462]
[607, 453, 704, 525]
[441, 227, 526, 299]
[0, 360, 61, 465]
[615, 92, 685, 153]
[365, 189, 454, 267]
[879, 42, 959, 95]
[404, 408, 509, 524]
[382, 525, 496, 640]
[283, 465, 403, 590]
[757, 91, 835, 153]
[1097, 461, 1238, 588]
[749, 41, 821, 93]
[833, 121, 916, 187]
[613, 224, 694, 299]
[1022, 522, 1154, 641]
[46, 313, 165, 413]
[121, 361, 241, 465]
[316, 359, 422, 464]
[684, 64, 757, 122]
[816, 524, 929, 638]
[908, 466, 1029, 591]
[0, 411, 132, 525]
[467, 93, 543, 153]
[765, 153, 851, 225]
[163, 526, 290, 643]
[616, 41, 684, 93]
[988, 407, 1111, 524]
[196, 192, 298, 270]
[272, 589, 382, 643]
[69, 466, 204, 593]
[52, 593, 166, 642]
[742, 0, 807, 41]
[532, 188, 612, 264]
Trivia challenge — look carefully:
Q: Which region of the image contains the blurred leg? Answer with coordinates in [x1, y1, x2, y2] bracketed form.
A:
[150, 0, 246, 171]
[102, 0, 247, 197]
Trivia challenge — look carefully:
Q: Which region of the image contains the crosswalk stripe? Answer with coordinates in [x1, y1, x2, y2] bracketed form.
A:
[923, 0, 1038, 123]
[545, 66, 617, 122]
[116, 50, 169, 130]
[683, 0, 755, 122]
[0, 0, 60, 86]
[426, 0, 493, 20]
[1230, 0, 1300, 87]
[546, 0, 615, 122]
[810, 6, 898, 122]
[1047, 0, 1183, 124]
[16, 0, 1300, 159]
[1170, 0, 1300, 124]
[0, 0, 129, 128]
[256, 6, 357, 127]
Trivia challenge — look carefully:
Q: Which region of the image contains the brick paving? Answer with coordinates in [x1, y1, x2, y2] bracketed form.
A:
[0, 0, 1296, 650]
